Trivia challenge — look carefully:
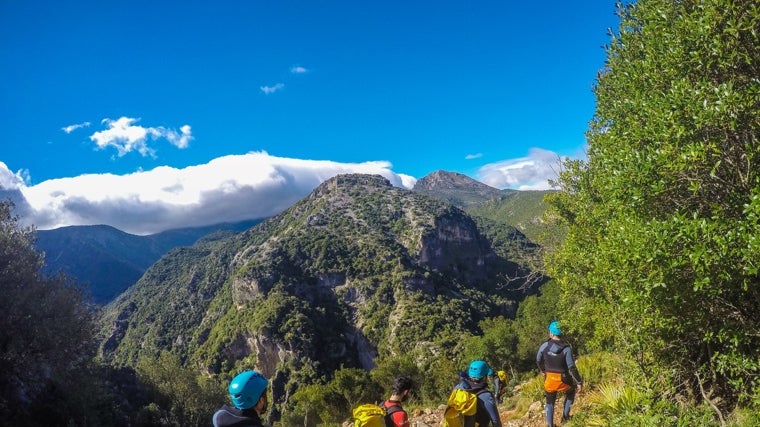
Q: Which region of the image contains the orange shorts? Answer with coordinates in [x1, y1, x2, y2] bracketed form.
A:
[544, 372, 571, 393]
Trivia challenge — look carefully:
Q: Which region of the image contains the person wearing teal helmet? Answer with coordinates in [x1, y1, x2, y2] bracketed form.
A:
[213, 370, 269, 427]
[536, 321, 583, 427]
[453, 360, 502, 427]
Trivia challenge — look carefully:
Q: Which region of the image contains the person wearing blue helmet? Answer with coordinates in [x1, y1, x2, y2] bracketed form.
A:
[213, 370, 269, 427]
[536, 321, 583, 427]
[453, 360, 502, 427]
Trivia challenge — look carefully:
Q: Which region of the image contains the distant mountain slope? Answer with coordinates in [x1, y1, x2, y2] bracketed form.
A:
[35, 220, 261, 304]
[412, 170, 512, 207]
[411, 170, 555, 244]
[99, 174, 544, 418]
[466, 191, 557, 244]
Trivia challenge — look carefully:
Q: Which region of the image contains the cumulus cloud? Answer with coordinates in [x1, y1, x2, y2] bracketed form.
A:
[465, 153, 483, 160]
[260, 83, 285, 94]
[0, 161, 26, 189]
[290, 66, 308, 74]
[2, 152, 416, 235]
[477, 148, 565, 191]
[89, 117, 193, 157]
[61, 121, 91, 134]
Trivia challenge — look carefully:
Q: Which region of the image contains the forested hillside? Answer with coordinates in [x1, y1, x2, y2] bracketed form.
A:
[35, 220, 260, 304]
[1, 1, 758, 426]
[99, 173, 544, 421]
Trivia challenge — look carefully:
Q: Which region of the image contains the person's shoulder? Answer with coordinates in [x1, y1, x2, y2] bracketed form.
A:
[213, 404, 236, 415]
[384, 399, 402, 408]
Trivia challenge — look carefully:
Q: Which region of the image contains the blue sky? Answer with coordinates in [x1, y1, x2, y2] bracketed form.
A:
[0, 1, 621, 234]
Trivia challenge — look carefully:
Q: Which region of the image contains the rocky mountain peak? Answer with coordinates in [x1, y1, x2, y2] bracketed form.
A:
[412, 170, 508, 208]
[413, 170, 495, 192]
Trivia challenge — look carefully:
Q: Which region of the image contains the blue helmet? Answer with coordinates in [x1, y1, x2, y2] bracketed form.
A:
[548, 321, 562, 336]
[228, 370, 269, 410]
[468, 360, 493, 379]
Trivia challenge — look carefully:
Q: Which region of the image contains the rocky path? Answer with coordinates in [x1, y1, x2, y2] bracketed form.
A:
[407, 393, 586, 427]
[407, 401, 544, 427]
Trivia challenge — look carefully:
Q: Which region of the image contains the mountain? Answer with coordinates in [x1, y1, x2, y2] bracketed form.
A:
[35, 220, 261, 304]
[412, 170, 512, 207]
[411, 170, 556, 244]
[99, 174, 544, 417]
[466, 191, 558, 245]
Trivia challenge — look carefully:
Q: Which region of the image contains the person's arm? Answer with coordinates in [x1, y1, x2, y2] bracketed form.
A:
[492, 374, 501, 401]
[564, 347, 583, 388]
[390, 409, 409, 427]
[536, 341, 547, 373]
[481, 393, 503, 427]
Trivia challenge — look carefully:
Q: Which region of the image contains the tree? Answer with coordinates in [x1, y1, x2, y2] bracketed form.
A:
[546, 0, 760, 415]
[289, 383, 328, 427]
[512, 280, 563, 366]
[136, 351, 225, 427]
[324, 367, 379, 423]
[0, 200, 98, 423]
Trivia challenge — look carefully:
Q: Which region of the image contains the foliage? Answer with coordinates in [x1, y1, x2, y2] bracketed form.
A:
[287, 382, 329, 427]
[0, 200, 104, 424]
[574, 351, 632, 390]
[510, 279, 564, 364]
[135, 351, 226, 427]
[325, 367, 380, 424]
[546, 0, 760, 416]
[466, 190, 558, 245]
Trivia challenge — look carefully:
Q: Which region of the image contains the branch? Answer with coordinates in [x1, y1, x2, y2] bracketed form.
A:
[696, 371, 726, 427]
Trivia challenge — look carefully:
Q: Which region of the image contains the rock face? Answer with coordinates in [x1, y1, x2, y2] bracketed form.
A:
[99, 173, 537, 416]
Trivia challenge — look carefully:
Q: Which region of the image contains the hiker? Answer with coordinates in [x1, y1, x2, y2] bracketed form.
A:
[455, 360, 503, 427]
[213, 369, 269, 427]
[536, 321, 583, 427]
[382, 376, 415, 427]
[494, 370, 509, 403]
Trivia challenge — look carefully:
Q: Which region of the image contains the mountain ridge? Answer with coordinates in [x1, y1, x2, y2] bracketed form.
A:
[412, 170, 513, 207]
[98, 173, 545, 419]
[35, 219, 261, 304]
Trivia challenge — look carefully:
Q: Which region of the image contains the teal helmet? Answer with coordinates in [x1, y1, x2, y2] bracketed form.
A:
[548, 321, 562, 336]
[468, 360, 493, 379]
[229, 370, 268, 410]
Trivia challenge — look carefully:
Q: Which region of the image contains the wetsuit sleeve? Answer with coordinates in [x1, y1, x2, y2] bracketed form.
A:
[563, 346, 583, 384]
[480, 393, 503, 427]
[536, 341, 548, 372]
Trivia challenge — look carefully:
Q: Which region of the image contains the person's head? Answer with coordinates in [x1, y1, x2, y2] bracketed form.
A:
[548, 321, 562, 337]
[391, 376, 414, 401]
[467, 360, 493, 381]
[228, 370, 269, 413]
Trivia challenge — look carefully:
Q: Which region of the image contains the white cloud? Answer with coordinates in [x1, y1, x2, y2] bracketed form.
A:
[477, 147, 565, 191]
[89, 117, 193, 157]
[260, 83, 285, 94]
[465, 153, 482, 160]
[290, 66, 308, 74]
[2, 152, 416, 235]
[61, 121, 91, 134]
[0, 161, 26, 189]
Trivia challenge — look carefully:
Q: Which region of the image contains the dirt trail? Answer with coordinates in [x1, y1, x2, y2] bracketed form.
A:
[406, 402, 542, 427]
[406, 392, 587, 427]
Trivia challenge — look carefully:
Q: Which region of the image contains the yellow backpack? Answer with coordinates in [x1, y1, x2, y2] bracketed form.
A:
[496, 371, 508, 398]
[442, 388, 479, 427]
[353, 403, 402, 427]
